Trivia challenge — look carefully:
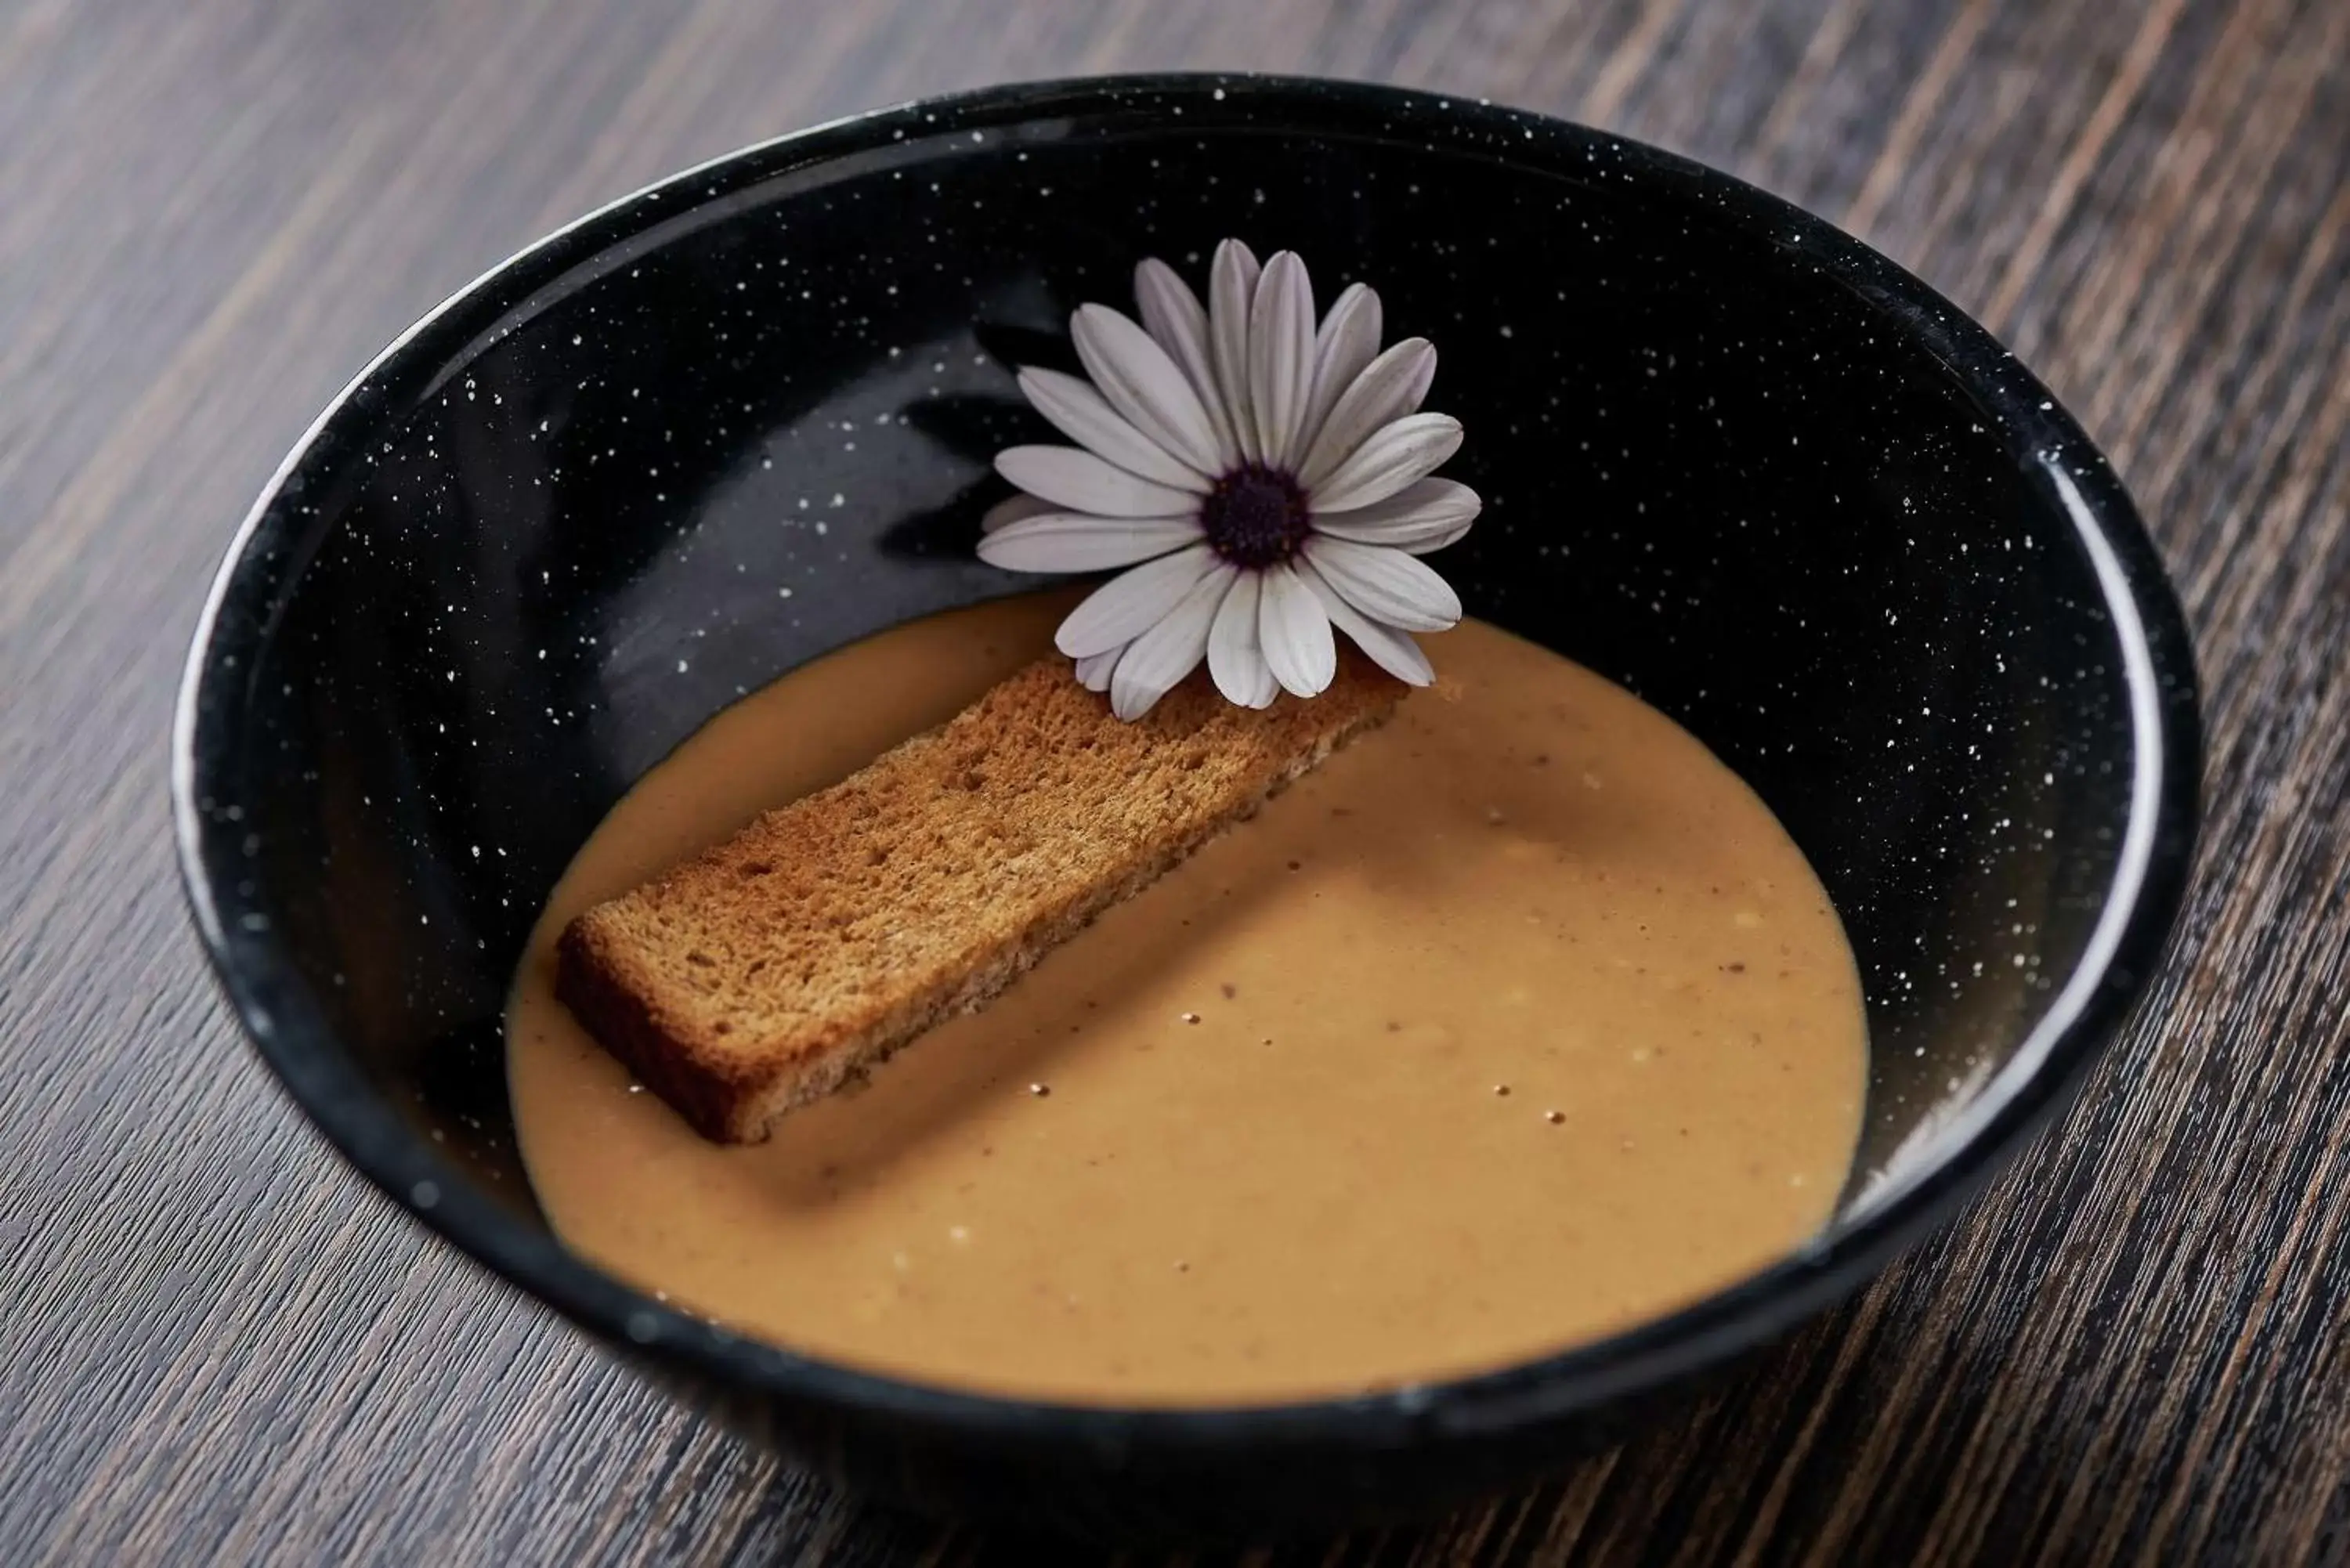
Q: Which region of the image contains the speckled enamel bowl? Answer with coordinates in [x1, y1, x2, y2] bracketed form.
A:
[175, 74, 2199, 1540]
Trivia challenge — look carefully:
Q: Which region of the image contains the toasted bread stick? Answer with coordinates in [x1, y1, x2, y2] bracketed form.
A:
[556, 656, 1405, 1143]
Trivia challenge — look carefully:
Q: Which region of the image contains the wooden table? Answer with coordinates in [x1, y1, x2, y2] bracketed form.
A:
[4, 1, 2345, 1562]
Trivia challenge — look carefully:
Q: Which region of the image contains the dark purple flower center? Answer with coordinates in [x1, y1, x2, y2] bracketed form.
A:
[1201, 464, 1311, 569]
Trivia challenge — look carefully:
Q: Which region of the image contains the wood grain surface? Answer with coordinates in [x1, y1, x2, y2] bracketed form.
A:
[2, 1, 2345, 1563]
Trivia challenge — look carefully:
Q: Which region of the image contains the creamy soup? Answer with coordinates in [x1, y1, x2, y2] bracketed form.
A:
[508, 594, 1867, 1406]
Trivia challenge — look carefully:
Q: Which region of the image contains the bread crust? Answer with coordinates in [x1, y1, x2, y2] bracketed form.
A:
[555, 656, 1406, 1143]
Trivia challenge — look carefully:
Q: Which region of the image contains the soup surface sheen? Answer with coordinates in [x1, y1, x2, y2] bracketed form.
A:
[508, 594, 1867, 1406]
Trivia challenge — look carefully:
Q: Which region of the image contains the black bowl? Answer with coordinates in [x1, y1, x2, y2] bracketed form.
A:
[174, 74, 2199, 1541]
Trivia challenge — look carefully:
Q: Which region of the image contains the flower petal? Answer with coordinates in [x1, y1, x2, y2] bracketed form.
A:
[1206, 569, 1278, 708]
[1307, 478, 1480, 549]
[1307, 412, 1463, 514]
[1301, 535, 1462, 632]
[1018, 367, 1209, 491]
[1298, 338, 1437, 489]
[1300, 282, 1382, 461]
[996, 444, 1199, 518]
[1209, 239, 1262, 463]
[1110, 565, 1233, 720]
[1257, 562, 1337, 699]
[1297, 556, 1435, 686]
[978, 511, 1202, 573]
[1075, 646, 1124, 692]
[981, 492, 1055, 534]
[1055, 542, 1217, 657]
[1248, 251, 1316, 469]
[1070, 305, 1226, 475]
[1134, 258, 1238, 468]
[1404, 517, 1478, 556]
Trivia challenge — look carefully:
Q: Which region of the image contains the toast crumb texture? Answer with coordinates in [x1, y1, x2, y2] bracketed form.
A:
[556, 656, 1405, 1143]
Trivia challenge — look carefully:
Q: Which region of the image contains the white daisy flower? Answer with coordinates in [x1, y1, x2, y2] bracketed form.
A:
[977, 240, 1479, 720]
